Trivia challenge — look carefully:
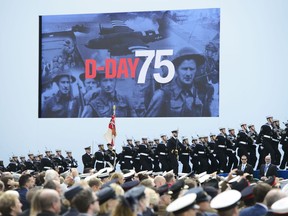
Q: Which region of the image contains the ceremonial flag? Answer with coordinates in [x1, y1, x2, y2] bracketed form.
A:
[104, 106, 116, 146]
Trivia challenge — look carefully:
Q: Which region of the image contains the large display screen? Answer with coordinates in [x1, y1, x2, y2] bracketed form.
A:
[39, 9, 220, 118]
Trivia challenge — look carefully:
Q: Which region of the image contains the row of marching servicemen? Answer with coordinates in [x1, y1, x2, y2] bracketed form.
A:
[82, 117, 288, 176]
[3, 149, 78, 173]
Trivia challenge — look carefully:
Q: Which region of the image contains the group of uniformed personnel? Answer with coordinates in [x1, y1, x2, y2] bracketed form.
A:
[81, 115, 288, 175]
[3, 116, 288, 176]
[4, 149, 78, 173]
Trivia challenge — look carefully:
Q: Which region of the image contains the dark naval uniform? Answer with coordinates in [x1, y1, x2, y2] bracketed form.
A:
[179, 143, 191, 173]
[133, 143, 141, 172]
[236, 130, 250, 159]
[215, 133, 227, 173]
[190, 140, 199, 173]
[25, 157, 35, 170]
[257, 123, 275, 164]
[41, 156, 55, 171]
[104, 148, 117, 168]
[53, 154, 68, 173]
[194, 142, 209, 174]
[156, 142, 170, 172]
[65, 156, 78, 169]
[226, 133, 238, 172]
[272, 124, 282, 165]
[6, 160, 19, 172]
[280, 124, 288, 169]
[151, 143, 161, 172]
[120, 145, 134, 170]
[246, 130, 257, 168]
[139, 143, 153, 171]
[82, 152, 94, 172]
[94, 150, 105, 171]
[167, 136, 183, 175]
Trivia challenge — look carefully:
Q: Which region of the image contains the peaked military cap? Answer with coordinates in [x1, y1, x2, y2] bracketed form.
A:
[210, 190, 241, 211]
[96, 187, 116, 205]
[271, 196, 288, 214]
[166, 193, 198, 214]
[121, 180, 140, 192]
[124, 185, 145, 200]
[157, 184, 169, 196]
[64, 185, 84, 201]
[185, 187, 211, 203]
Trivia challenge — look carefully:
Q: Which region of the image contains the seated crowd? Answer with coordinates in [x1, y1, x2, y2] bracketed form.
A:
[0, 164, 288, 216]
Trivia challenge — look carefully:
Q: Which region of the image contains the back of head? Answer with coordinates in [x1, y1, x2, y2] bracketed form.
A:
[154, 176, 166, 187]
[44, 170, 60, 183]
[88, 177, 102, 188]
[72, 188, 94, 213]
[39, 189, 60, 213]
[0, 192, 18, 215]
[264, 188, 287, 209]
[253, 182, 272, 203]
[111, 196, 135, 216]
[30, 189, 43, 216]
[0, 180, 4, 192]
[43, 180, 57, 190]
[164, 173, 175, 183]
[18, 174, 32, 188]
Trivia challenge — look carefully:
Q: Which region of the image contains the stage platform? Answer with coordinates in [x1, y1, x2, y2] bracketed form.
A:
[219, 170, 288, 179]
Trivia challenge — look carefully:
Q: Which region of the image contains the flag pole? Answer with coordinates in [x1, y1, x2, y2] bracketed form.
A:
[113, 105, 116, 147]
[113, 104, 116, 115]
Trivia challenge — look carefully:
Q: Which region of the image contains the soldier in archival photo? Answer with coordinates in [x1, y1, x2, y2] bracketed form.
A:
[81, 71, 137, 117]
[41, 70, 80, 118]
[77, 72, 101, 116]
[145, 47, 206, 117]
[194, 42, 219, 117]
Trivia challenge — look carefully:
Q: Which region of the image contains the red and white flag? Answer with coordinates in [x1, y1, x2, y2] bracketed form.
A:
[104, 111, 116, 146]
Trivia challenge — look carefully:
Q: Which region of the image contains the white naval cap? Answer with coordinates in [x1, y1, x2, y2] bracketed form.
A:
[166, 193, 198, 214]
[271, 196, 288, 214]
[198, 174, 211, 184]
[123, 169, 136, 179]
[210, 190, 241, 211]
